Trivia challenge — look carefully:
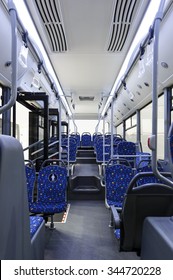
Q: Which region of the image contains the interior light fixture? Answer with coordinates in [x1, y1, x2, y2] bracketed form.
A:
[13, 0, 72, 117]
[101, 0, 163, 117]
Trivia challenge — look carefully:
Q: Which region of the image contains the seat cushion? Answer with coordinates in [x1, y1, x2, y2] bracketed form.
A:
[30, 216, 44, 239]
[30, 201, 67, 214]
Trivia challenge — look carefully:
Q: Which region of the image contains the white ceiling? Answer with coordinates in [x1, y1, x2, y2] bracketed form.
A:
[25, 0, 150, 119]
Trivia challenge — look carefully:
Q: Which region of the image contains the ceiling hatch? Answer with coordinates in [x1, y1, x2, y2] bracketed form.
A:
[107, 0, 137, 52]
[35, 0, 67, 52]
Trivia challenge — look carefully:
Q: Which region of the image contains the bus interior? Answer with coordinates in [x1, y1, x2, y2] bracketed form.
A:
[1, 0, 173, 260]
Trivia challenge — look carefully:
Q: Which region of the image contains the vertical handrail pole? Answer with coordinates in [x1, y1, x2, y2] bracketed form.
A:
[0, 0, 18, 114]
[151, 0, 173, 186]
[103, 116, 105, 165]
[67, 114, 70, 176]
[110, 100, 114, 158]
[59, 99, 62, 161]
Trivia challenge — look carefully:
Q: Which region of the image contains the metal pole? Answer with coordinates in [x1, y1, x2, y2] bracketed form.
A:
[0, 0, 18, 114]
[2, 87, 11, 135]
[164, 88, 171, 161]
[150, 0, 173, 186]
[110, 100, 114, 158]
[59, 99, 62, 161]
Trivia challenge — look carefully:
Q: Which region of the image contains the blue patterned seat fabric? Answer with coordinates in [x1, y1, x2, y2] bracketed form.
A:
[137, 163, 163, 186]
[136, 152, 151, 168]
[114, 229, 120, 239]
[95, 137, 111, 163]
[105, 164, 134, 207]
[61, 137, 78, 163]
[30, 164, 67, 214]
[81, 132, 92, 147]
[113, 141, 136, 167]
[70, 132, 80, 147]
[25, 162, 36, 203]
[30, 216, 44, 239]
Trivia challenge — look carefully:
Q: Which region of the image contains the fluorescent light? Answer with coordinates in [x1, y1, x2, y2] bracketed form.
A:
[101, 0, 163, 117]
[13, 0, 72, 116]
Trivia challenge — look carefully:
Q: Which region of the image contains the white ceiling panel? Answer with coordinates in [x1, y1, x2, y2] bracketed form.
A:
[24, 0, 150, 118]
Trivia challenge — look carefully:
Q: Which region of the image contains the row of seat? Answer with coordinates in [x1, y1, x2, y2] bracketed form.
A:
[62, 132, 119, 148]
[60, 133, 139, 168]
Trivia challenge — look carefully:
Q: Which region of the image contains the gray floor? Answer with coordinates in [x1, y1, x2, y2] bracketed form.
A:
[44, 200, 139, 260]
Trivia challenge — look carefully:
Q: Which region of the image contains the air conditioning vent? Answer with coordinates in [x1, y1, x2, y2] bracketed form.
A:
[35, 0, 67, 52]
[107, 0, 137, 52]
[79, 96, 95, 101]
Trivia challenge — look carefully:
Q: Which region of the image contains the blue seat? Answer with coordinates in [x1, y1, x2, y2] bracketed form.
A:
[30, 216, 44, 239]
[81, 132, 92, 147]
[61, 137, 77, 163]
[71, 132, 80, 147]
[137, 160, 163, 186]
[95, 137, 111, 163]
[114, 141, 136, 167]
[136, 152, 151, 168]
[110, 172, 173, 252]
[30, 160, 67, 228]
[105, 161, 134, 208]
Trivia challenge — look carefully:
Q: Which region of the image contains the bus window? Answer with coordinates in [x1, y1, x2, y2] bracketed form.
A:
[125, 114, 137, 142]
[140, 95, 164, 159]
[116, 123, 123, 138]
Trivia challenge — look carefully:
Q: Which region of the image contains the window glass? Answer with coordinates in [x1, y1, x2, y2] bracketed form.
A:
[132, 114, 137, 126]
[140, 95, 164, 159]
[125, 114, 137, 142]
[116, 123, 123, 137]
[126, 126, 137, 142]
[125, 118, 131, 129]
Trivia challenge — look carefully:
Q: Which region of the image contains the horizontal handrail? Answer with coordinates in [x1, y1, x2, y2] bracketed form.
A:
[23, 139, 44, 152]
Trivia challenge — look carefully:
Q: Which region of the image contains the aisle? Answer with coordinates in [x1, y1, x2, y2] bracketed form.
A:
[44, 201, 139, 260]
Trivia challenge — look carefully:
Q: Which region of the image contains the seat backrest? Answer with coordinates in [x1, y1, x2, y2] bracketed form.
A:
[61, 137, 77, 162]
[70, 132, 80, 147]
[137, 161, 163, 186]
[81, 132, 92, 147]
[105, 163, 134, 207]
[37, 164, 67, 204]
[95, 137, 111, 162]
[136, 152, 151, 168]
[116, 141, 136, 167]
[120, 174, 173, 252]
[0, 135, 32, 259]
[25, 160, 36, 203]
